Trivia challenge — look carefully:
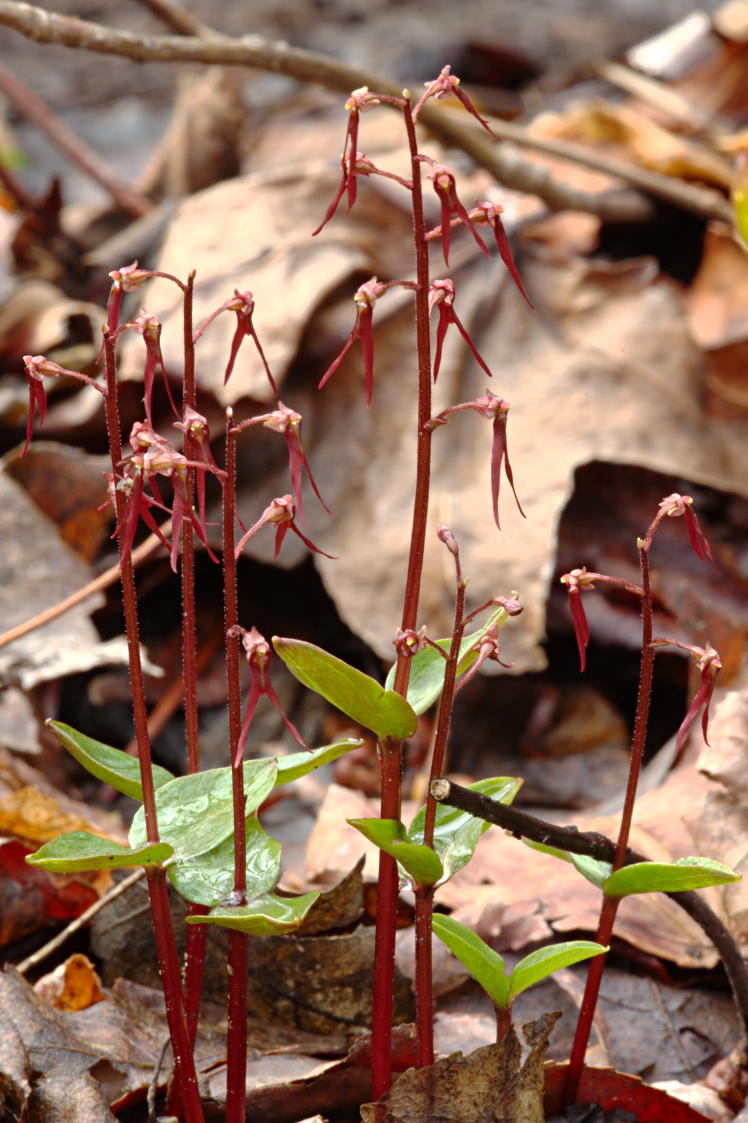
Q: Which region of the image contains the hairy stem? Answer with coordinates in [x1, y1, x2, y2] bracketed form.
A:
[102, 300, 203, 1121]
[564, 540, 655, 1106]
[371, 93, 433, 1100]
[223, 415, 249, 1123]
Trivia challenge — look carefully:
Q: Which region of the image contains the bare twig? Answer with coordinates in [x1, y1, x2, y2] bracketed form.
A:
[133, 0, 220, 40]
[0, 1, 734, 224]
[0, 519, 171, 651]
[0, 60, 152, 217]
[15, 866, 145, 975]
[431, 777, 748, 1046]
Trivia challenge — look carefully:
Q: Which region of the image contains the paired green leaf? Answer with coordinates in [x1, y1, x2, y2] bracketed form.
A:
[187, 890, 320, 935]
[432, 914, 606, 1010]
[349, 776, 521, 889]
[168, 815, 281, 907]
[384, 608, 509, 715]
[129, 758, 277, 861]
[47, 721, 174, 801]
[27, 830, 172, 872]
[273, 637, 417, 741]
[604, 857, 741, 897]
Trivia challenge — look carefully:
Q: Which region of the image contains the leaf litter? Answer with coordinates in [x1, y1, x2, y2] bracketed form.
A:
[3, 1, 748, 1120]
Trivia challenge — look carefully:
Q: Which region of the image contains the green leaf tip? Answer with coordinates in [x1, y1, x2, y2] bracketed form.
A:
[47, 720, 174, 802]
[604, 857, 741, 897]
[273, 636, 417, 740]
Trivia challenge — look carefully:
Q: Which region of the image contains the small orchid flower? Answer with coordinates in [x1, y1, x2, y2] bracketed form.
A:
[235, 495, 335, 560]
[318, 277, 389, 406]
[427, 165, 490, 266]
[113, 427, 225, 570]
[427, 390, 524, 529]
[230, 625, 308, 765]
[560, 568, 597, 672]
[243, 403, 331, 528]
[658, 493, 714, 563]
[312, 87, 386, 235]
[393, 626, 429, 660]
[412, 65, 502, 141]
[470, 201, 534, 308]
[128, 311, 178, 423]
[193, 290, 277, 394]
[174, 407, 220, 536]
[21, 354, 107, 456]
[652, 639, 722, 759]
[108, 261, 153, 293]
[429, 279, 493, 382]
[457, 624, 514, 693]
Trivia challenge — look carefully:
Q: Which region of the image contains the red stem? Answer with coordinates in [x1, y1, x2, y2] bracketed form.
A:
[224, 416, 249, 1122]
[371, 93, 433, 1100]
[180, 273, 210, 1042]
[413, 557, 466, 1067]
[102, 298, 204, 1121]
[414, 885, 435, 1068]
[563, 541, 654, 1106]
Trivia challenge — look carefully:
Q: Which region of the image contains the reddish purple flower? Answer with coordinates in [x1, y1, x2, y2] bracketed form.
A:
[113, 425, 225, 570]
[174, 407, 221, 536]
[427, 165, 490, 267]
[412, 66, 502, 142]
[469, 201, 534, 308]
[456, 624, 514, 692]
[312, 87, 384, 235]
[108, 261, 153, 293]
[676, 644, 721, 757]
[21, 354, 106, 457]
[318, 277, 387, 406]
[194, 289, 277, 394]
[429, 279, 493, 382]
[128, 311, 178, 423]
[230, 625, 307, 765]
[235, 495, 335, 561]
[560, 568, 597, 672]
[658, 493, 714, 563]
[428, 390, 524, 529]
[231, 403, 330, 528]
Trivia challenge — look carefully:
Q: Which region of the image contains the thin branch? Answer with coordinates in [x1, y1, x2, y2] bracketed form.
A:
[431, 778, 748, 1045]
[0, 1, 733, 224]
[15, 867, 145, 975]
[0, 519, 172, 652]
[0, 60, 151, 217]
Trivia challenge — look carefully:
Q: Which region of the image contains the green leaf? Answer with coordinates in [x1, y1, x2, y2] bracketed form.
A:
[507, 941, 608, 1002]
[168, 815, 281, 907]
[604, 857, 741, 898]
[348, 818, 444, 888]
[187, 890, 320, 935]
[410, 777, 522, 884]
[273, 738, 363, 786]
[47, 721, 174, 801]
[129, 758, 277, 861]
[432, 914, 511, 1009]
[27, 830, 172, 872]
[273, 637, 417, 741]
[384, 608, 509, 715]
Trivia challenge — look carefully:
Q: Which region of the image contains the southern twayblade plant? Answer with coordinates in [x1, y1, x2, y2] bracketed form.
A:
[20, 262, 362, 1122]
[285, 65, 530, 1097]
[20, 62, 532, 1116]
[557, 492, 734, 1107]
